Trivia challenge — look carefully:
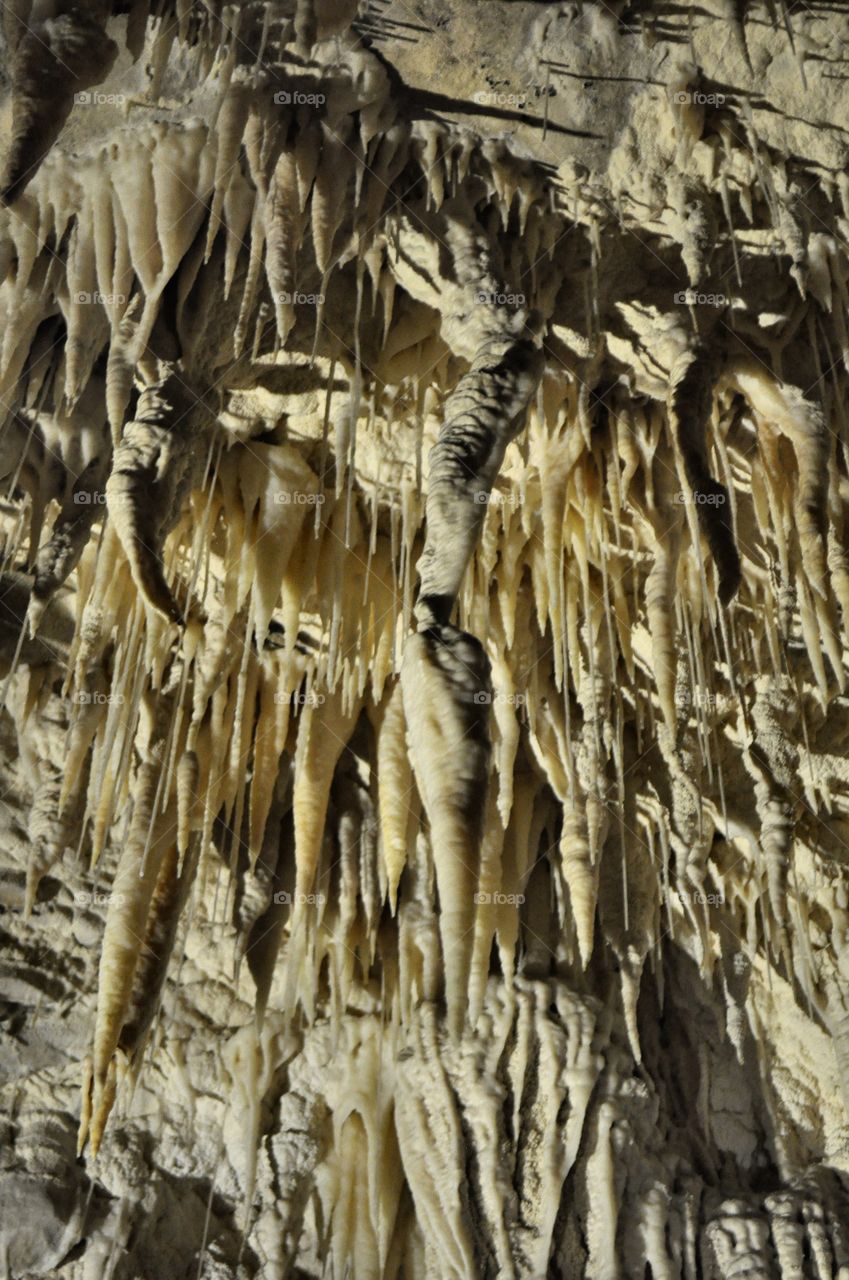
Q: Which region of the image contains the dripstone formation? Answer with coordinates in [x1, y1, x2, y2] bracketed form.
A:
[2, 1, 849, 1276]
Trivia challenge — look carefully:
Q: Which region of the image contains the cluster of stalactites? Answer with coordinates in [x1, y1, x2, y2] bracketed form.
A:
[5, 334, 838, 1159]
[2, 0, 849, 1204]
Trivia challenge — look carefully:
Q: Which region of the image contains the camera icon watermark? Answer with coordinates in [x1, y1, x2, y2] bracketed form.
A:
[472, 90, 528, 109]
[74, 291, 125, 305]
[473, 690, 527, 707]
[473, 490, 522, 507]
[73, 690, 124, 705]
[475, 290, 526, 307]
[274, 690, 326, 707]
[74, 91, 126, 107]
[674, 290, 727, 307]
[73, 490, 134, 508]
[274, 291, 325, 307]
[673, 888, 725, 906]
[474, 891, 526, 905]
[272, 891, 327, 905]
[273, 490, 325, 506]
[74, 890, 126, 907]
[693, 691, 733, 711]
[273, 90, 326, 106]
[673, 91, 725, 106]
[673, 490, 726, 506]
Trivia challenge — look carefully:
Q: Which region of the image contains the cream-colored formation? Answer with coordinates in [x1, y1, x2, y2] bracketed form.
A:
[2, 1, 849, 1276]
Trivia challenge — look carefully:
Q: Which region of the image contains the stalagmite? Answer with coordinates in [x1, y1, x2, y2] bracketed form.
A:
[394, 1008, 477, 1277]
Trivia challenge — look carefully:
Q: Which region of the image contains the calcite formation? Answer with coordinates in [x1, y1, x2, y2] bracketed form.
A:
[2, 0, 849, 1276]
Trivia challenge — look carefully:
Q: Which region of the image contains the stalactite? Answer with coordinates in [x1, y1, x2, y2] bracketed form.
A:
[414, 332, 543, 627]
[79, 765, 177, 1157]
[401, 625, 491, 1037]
[106, 369, 212, 624]
[667, 346, 741, 605]
[0, 6, 118, 205]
